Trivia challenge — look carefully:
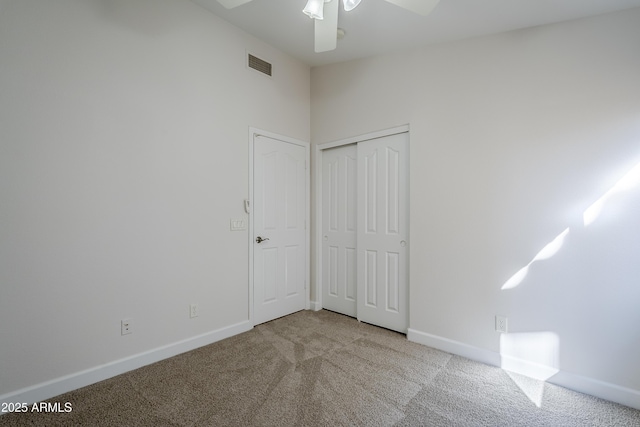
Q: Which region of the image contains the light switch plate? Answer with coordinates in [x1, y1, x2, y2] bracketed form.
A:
[230, 218, 247, 231]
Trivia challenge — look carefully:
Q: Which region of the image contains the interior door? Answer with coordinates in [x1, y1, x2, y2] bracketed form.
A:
[357, 132, 409, 333]
[253, 135, 307, 325]
[322, 144, 357, 317]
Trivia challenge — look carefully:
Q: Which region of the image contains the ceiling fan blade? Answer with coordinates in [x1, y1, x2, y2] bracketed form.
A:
[383, 0, 440, 16]
[216, 0, 254, 9]
[314, 0, 339, 53]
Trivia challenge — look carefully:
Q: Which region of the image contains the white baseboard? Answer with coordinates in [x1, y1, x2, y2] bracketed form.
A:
[309, 300, 322, 311]
[549, 370, 640, 410]
[500, 354, 560, 381]
[407, 328, 501, 367]
[0, 320, 253, 408]
[407, 328, 640, 410]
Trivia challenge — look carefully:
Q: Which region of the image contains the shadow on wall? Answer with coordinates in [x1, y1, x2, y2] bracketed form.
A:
[498, 158, 640, 406]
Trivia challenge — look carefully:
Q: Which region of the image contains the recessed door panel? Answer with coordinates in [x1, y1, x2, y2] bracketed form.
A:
[285, 245, 300, 297]
[386, 252, 400, 313]
[345, 247, 356, 301]
[365, 150, 377, 234]
[329, 246, 339, 296]
[262, 248, 278, 303]
[330, 159, 339, 232]
[262, 152, 278, 231]
[346, 155, 357, 232]
[284, 153, 300, 230]
[386, 147, 400, 235]
[365, 250, 377, 307]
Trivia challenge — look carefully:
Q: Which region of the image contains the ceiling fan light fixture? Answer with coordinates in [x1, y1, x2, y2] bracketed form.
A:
[342, 0, 362, 12]
[302, 0, 325, 20]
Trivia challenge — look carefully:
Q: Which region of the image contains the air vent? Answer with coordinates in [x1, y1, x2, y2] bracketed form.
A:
[248, 54, 272, 77]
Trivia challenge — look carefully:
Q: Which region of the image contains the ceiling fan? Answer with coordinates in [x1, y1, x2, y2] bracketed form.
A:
[216, 0, 440, 53]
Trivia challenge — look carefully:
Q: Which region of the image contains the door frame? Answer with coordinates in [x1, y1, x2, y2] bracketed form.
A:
[314, 124, 410, 310]
[249, 127, 311, 326]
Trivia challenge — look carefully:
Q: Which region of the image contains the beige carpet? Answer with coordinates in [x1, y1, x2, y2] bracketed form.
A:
[2, 310, 639, 426]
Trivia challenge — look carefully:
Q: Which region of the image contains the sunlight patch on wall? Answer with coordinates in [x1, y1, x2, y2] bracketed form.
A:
[503, 159, 640, 290]
[497, 158, 640, 408]
[501, 228, 570, 290]
[500, 332, 560, 407]
[584, 161, 640, 226]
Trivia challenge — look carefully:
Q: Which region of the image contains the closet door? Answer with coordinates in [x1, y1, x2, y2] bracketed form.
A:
[357, 132, 409, 333]
[321, 144, 357, 317]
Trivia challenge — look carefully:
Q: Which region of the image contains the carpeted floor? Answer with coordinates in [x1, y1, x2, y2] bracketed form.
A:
[2, 309, 639, 426]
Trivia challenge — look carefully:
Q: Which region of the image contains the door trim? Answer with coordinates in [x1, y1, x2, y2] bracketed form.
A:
[249, 127, 310, 326]
[314, 124, 409, 310]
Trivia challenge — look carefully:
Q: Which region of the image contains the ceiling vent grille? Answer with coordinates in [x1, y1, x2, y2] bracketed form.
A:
[248, 54, 272, 77]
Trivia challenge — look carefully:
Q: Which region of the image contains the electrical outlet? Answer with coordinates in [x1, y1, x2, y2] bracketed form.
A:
[190, 304, 199, 318]
[121, 318, 133, 335]
[495, 316, 508, 334]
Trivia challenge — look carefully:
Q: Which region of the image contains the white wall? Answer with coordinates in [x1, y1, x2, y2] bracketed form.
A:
[0, 0, 309, 400]
[311, 9, 640, 406]
[2, 0, 639, 410]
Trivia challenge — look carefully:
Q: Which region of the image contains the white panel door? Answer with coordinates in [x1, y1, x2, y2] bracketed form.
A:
[322, 144, 357, 317]
[357, 132, 409, 333]
[253, 135, 307, 325]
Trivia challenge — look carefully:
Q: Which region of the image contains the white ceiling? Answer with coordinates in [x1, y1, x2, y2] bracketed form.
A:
[191, 0, 640, 67]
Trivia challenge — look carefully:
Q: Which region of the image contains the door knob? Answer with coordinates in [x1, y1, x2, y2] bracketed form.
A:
[256, 236, 270, 243]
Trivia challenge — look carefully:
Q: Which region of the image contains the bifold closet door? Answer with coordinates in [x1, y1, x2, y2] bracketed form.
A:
[321, 144, 357, 317]
[357, 132, 409, 333]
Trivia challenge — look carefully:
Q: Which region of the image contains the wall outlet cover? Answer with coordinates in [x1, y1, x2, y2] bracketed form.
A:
[121, 318, 133, 335]
[190, 304, 199, 318]
[495, 316, 508, 334]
